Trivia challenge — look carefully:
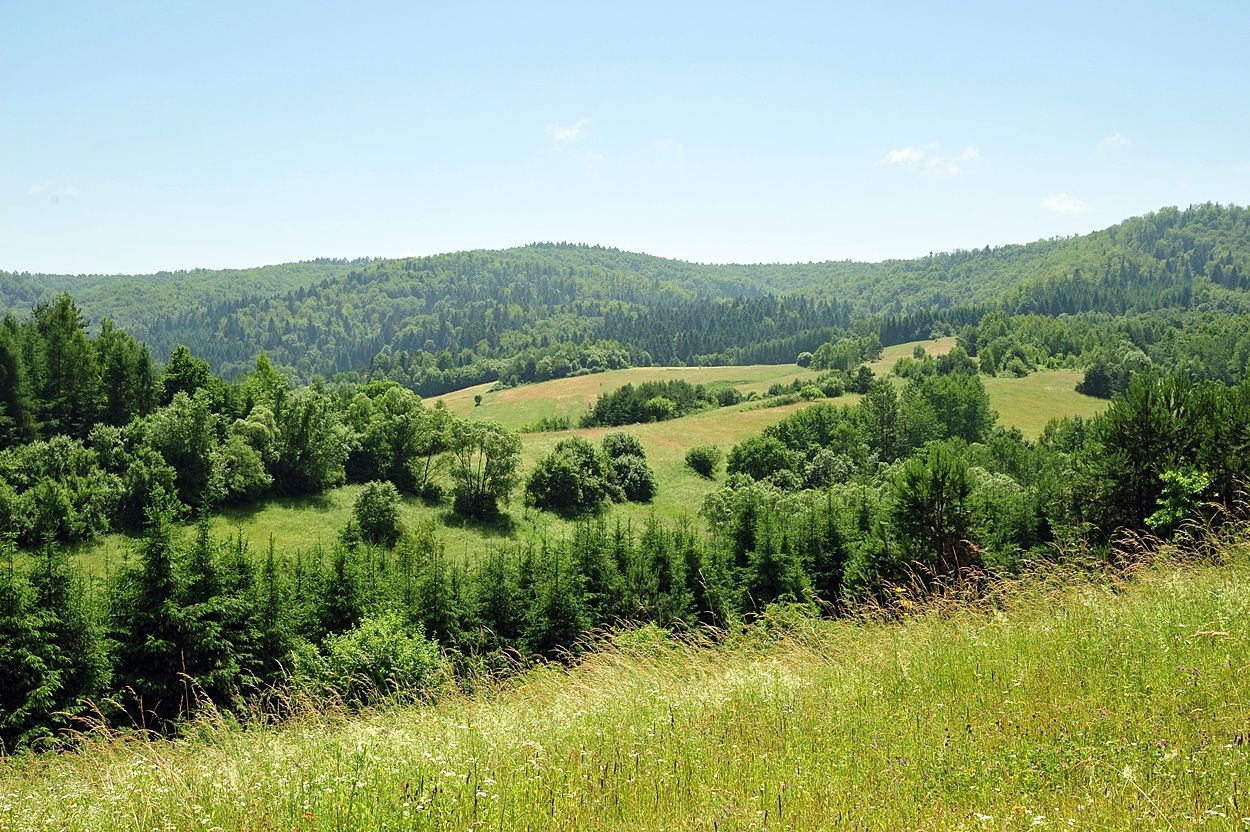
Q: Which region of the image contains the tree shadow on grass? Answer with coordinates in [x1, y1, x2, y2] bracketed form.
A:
[216, 491, 338, 524]
[438, 509, 518, 539]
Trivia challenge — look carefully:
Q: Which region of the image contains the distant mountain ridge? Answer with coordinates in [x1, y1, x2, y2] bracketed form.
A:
[4, 204, 1249, 388]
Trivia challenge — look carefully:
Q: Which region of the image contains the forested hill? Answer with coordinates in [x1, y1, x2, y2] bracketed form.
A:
[4, 203, 1250, 392]
[0, 259, 365, 343]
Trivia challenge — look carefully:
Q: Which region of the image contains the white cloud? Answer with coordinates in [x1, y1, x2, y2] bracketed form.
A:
[1041, 192, 1092, 214]
[1100, 133, 1129, 151]
[884, 144, 980, 175]
[885, 145, 928, 165]
[547, 119, 587, 142]
[28, 179, 80, 199]
[583, 150, 603, 162]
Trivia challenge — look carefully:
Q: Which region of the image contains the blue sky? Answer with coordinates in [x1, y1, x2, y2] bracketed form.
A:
[3, 1, 1249, 274]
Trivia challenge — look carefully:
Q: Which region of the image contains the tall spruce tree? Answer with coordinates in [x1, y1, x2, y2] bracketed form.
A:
[0, 540, 56, 752]
[109, 489, 185, 727]
[33, 294, 102, 437]
[0, 320, 37, 448]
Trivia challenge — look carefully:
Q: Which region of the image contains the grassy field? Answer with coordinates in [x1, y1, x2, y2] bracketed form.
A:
[983, 368, 1107, 437]
[62, 340, 1105, 573]
[431, 337, 958, 428]
[432, 363, 822, 428]
[5, 553, 1249, 830]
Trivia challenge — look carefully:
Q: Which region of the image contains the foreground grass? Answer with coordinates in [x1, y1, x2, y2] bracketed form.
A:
[5, 553, 1250, 831]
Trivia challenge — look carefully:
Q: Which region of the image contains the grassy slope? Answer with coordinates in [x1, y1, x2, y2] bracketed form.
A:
[5, 555, 1249, 830]
[64, 339, 1106, 572]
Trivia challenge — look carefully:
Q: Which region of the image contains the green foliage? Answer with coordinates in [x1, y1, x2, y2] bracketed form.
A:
[890, 442, 978, 576]
[0, 546, 56, 753]
[581, 380, 720, 427]
[610, 454, 657, 503]
[810, 335, 883, 372]
[1144, 469, 1211, 534]
[449, 420, 521, 520]
[0, 321, 37, 449]
[685, 444, 724, 479]
[293, 610, 447, 707]
[32, 294, 103, 438]
[109, 490, 186, 725]
[270, 388, 350, 495]
[526, 437, 621, 516]
[354, 481, 403, 547]
[727, 435, 800, 481]
[601, 431, 646, 460]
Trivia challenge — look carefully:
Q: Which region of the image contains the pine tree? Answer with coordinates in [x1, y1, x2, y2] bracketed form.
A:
[639, 516, 692, 626]
[416, 542, 463, 645]
[318, 545, 362, 636]
[110, 489, 185, 727]
[33, 294, 102, 437]
[29, 541, 107, 737]
[256, 536, 294, 676]
[0, 321, 37, 448]
[524, 547, 589, 657]
[176, 514, 244, 713]
[0, 541, 56, 752]
[472, 549, 522, 647]
[745, 516, 806, 611]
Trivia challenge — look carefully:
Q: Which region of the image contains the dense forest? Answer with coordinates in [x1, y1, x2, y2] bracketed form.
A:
[6, 203, 1250, 752]
[5, 204, 1250, 395]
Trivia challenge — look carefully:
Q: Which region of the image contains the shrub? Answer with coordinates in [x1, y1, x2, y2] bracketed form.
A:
[685, 444, 724, 479]
[727, 435, 799, 481]
[642, 396, 677, 422]
[799, 384, 825, 401]
[525, 437, 621, 515]
[293, 611, 447, 707]
[602, 432, 646, 460]
[611, 454, 657, 502]
[820, 375, 845, 397]
[521, 415, 573, 433]
[354, 480, 403, 546]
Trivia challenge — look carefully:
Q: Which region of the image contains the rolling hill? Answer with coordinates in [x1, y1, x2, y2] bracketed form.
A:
[5, 204, 1250, 391]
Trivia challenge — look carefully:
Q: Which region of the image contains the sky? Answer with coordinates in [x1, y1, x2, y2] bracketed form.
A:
[3, 0, 1250, 274]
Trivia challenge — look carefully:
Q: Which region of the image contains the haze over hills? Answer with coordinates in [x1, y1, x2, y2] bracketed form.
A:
[4, 203, 1249, 391]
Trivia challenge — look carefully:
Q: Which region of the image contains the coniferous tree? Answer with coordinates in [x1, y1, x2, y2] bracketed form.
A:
[472, 548, 523, 648]
[0, 320, 37, 448]
[0, 540, 56, 752]
[175, 514, 245, 712]
[256, 536, 294, 676]
[109, 489, 185, 727]
[33, 294, 101, 437]
[29, 541, 108, 737]
[318, 545, 363, 636]
[416, 542, 463, 645]
[96, 319, 155, 426]
[524, 546, 589, 657]
[639, 516, 692, 625]
[745, 516, 807, 610]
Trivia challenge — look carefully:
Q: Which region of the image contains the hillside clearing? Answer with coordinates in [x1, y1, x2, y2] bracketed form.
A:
[62, 359, 1104, 572]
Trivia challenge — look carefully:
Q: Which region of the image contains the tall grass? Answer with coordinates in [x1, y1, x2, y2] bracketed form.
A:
[4, 542, 1250, 830]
